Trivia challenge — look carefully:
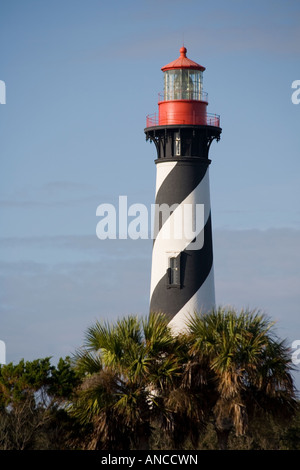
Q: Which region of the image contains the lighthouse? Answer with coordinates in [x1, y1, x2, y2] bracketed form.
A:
[145, 46, 221, 333]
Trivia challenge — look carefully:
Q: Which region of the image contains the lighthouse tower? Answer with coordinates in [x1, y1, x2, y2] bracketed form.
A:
[145, 46, 221, 333]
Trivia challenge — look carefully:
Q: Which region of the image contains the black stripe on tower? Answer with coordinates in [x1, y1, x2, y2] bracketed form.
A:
[149, 213, 213, 320]
[153, 158, 209, 240]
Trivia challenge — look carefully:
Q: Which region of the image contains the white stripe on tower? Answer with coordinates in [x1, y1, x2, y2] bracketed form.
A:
[167, 266, 215, 334]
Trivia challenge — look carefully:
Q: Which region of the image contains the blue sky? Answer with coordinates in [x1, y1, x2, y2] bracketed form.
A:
[0, 0, 300, 387]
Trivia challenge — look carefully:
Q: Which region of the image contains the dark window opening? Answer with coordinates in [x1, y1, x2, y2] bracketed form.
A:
[173, 132, 181, 156]
[167, 255, 181, 288]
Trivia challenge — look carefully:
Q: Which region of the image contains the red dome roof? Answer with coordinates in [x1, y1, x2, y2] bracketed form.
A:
[161, 47, 205, 72]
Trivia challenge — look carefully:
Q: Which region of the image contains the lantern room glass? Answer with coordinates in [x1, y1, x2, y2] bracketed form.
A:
[164, 69, 203, 101]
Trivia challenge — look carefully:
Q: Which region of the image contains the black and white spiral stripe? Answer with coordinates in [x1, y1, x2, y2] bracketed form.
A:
[150, 158, 215, 333]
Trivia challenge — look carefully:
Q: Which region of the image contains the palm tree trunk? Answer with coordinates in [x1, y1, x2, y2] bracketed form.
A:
[136, 435, 150, 450]
[215, 428, 230, 450]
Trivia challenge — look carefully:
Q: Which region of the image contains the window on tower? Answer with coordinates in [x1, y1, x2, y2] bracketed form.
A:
[174, 132, 181, 156]
[167, 255, 181, 288]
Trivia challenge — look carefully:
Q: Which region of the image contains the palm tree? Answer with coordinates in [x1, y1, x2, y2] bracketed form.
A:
[70, 307, 297, 450]
[70, 313, 183, 450]
[186, 307, 298, 449]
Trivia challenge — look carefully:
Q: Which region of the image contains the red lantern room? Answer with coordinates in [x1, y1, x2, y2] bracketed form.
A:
[146, 47, 220, 128]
